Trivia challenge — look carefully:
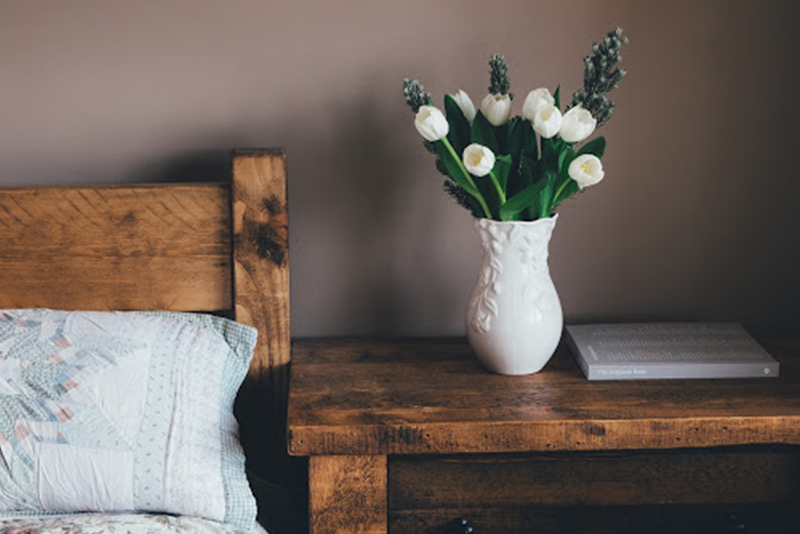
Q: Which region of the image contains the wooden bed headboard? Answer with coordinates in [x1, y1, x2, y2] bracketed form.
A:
[0, 148, 290, 480]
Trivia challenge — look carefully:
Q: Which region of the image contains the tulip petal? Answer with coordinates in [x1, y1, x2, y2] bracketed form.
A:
[560, 105, 597, 143]
[463, 143, 496, 177]
[568, 154, 604, 189]
[480, 94, 512, 126]
[444, 95, 471, 152]
[452, 89, 477, 123]
[414, 105, 450, 142]
[522, 88, 554, 122]
[533, 104, 562, 139]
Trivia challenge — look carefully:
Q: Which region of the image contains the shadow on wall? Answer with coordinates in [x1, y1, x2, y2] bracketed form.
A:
[135, 150, 234, 183]
[125, 89, 448, 337]
[278, 90, 458, 336]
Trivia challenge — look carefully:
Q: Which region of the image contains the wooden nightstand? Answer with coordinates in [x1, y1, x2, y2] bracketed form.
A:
[287, 338, 800, 534]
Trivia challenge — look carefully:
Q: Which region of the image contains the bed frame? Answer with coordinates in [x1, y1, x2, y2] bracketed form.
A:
[0, 149, 291, 514]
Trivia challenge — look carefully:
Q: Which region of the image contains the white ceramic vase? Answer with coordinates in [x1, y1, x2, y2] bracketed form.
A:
[466, 216, 563, 375]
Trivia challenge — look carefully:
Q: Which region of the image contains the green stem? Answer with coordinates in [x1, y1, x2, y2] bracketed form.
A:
[441, 137, 493, 219]
[487, 171, 506, 205]
[553, 179, 571, 205]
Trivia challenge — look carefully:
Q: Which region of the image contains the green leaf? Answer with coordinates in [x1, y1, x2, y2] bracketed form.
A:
[510, 119, 535, 159]
[558, 144, 578, 176]
[493, 155, 512, 192]
[505, 118, 521, 190]
[507, 117, 522, 158]
[558, 146, 577, 175]
[520, 155, 537, 188]
[577, 136, 606, 158]
[475, 172, 500, 218]
[471, 112, 499, 154]
[444, 95, 471, 154]
[554, 84, 561, 110]
[506, 119, 532, 196]
[524, 121, 538, 161]
[541, 136, 561, 169]
[553, 179, 579, 207]
[500, 179, 548, 221]
[557, 150, 568, 175]
[431, 140, 475, 196]
[551, 145, 579, 212]
[539, 171, 557, 218]
[495, 122, 510, 155]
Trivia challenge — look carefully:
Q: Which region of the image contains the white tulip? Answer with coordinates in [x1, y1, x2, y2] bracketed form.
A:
[480, 93, 512, 126]
[522, 88, 554, 122]
[532, 104, 563, 139]
[462, 143, 496, 177]
[568, 154, 605, 189]
[559, 105, 597, 143]
[451, 89, 477, 124]
[414, 105, 449, 142]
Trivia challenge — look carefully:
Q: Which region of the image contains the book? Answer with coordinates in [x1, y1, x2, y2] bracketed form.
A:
[565, 323, 780, 380]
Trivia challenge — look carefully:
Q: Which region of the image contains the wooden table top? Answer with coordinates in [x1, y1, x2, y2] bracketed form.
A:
[287, 338, 800, 456]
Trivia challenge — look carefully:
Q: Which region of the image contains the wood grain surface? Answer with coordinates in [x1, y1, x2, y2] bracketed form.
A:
[387, 448, 799, 533]
[389, 447, 800, 509]
[288, 338, 800, 456]
[0, 183, 231, 311]
[230, 149, 293, 482]
[309, 455, 387, 534]
[388, 502, 796, 534]
[232, 149, 290, 387]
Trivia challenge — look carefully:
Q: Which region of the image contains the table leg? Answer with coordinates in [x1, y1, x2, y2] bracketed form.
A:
[309, 455, 388, 534]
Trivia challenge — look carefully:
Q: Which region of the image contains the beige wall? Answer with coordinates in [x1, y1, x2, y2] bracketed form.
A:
[2, 0, 798, 337]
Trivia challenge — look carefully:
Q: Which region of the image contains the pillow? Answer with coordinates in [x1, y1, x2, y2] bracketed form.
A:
[0, 310, 258, 533]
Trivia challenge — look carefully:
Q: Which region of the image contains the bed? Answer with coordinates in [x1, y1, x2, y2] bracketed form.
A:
[0, 150, 290, 534]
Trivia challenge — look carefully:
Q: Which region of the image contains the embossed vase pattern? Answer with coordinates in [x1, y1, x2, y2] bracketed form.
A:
[467, 216, 562, 375]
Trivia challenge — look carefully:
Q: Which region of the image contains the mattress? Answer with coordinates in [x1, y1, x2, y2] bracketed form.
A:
[0, 513, 268, 534]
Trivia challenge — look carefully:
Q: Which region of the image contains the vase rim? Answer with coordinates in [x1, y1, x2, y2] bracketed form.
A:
[474, 214, 559, 227]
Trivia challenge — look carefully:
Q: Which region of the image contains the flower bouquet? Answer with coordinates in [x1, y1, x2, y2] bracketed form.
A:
[403, 28, 627, 222]
[402, 28, 628, 375]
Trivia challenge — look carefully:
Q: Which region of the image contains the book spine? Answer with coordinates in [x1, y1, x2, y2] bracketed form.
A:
[587, 361, 780, 380]
[565, 334, 591, 379]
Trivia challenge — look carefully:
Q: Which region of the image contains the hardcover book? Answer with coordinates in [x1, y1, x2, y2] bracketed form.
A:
[565, 323, 779, 380]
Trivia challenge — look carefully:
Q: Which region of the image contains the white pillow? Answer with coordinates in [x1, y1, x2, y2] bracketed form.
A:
[0, 310, 258, 532]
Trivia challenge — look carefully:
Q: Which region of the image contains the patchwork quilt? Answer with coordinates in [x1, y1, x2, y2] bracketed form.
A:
[0, 513, 268, 534]
[0, 310, 258, 531]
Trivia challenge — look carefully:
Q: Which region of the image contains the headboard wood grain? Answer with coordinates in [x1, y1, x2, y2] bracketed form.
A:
[231, 150, 292, 482]
[0, 183, 232, 311]
[0, 149, 290, 483]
